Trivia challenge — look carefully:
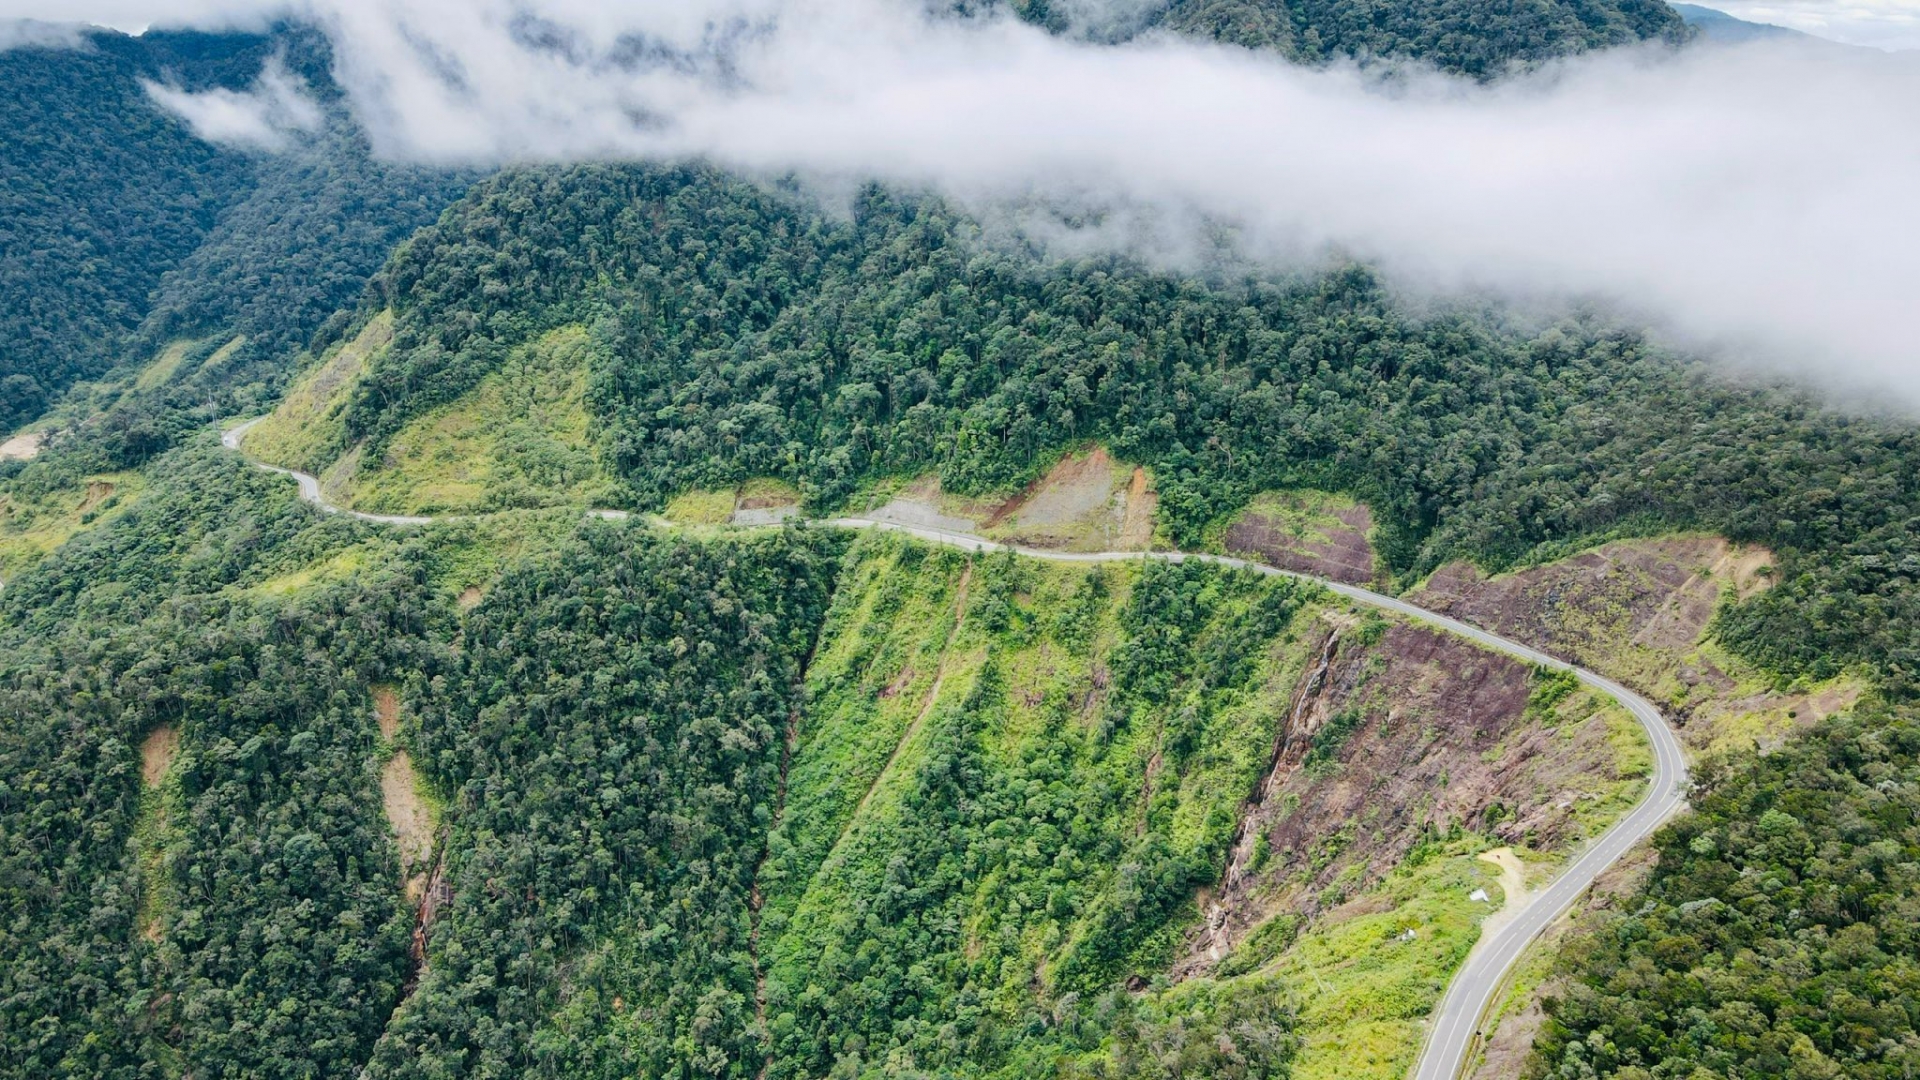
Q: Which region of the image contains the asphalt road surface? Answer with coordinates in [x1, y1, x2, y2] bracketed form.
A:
[222, 425, 1688, 1080]
[826, 520, 1690, 1080]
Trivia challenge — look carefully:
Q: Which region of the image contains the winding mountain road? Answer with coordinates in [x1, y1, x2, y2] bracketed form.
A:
[221, 421, 1689, 1080]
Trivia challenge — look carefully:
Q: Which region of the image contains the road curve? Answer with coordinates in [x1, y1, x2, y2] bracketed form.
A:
[221, 418, 630, 527]
[221, 425, 1687, 1080]
[825, 520, 1690, 1080]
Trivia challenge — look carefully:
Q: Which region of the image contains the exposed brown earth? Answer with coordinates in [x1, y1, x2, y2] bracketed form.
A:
[1224, 497, 1377, 585]
[1408, 536, 1852, 749]
[372, 687, 435, 906]
[990, 447, 1116, 533]
[78, 480, 116, 514]
[0, 431, 44, 461]
[864, 451, 1160, 553]
[1413, 536, 1742, 674]
[383, 753, 435, 893]
[992, 448, 1157, 552]
[864, 476, 983, 535]
[141, 725, 179, 788]
[373, 685, 401, 740]
[1182, 619, 1637, 974]
[408, 854, 453, 982]
[457, 586, 483, 610]
[1118, 467, 1157, 549]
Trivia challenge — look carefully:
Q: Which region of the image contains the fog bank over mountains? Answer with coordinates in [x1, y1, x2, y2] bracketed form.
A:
[9, 0, 1920, 402]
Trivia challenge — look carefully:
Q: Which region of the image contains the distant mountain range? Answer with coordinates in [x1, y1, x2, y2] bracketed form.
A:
[1671, 3, 1836, 46]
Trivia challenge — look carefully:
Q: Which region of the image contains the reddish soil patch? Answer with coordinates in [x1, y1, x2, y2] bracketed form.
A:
[1119, 467, 1157, 550]
[879, 667, 918, 699]
[1224, 501, 1376, 585]
[141, 725, 179, 788]
[988, 447, 1114, 532]
[77, 480, 116, 514]
[457, 586, 483, 610]
[1183, 621, 1631, 973]
[1408, 536, 1809, 747]
[374, 686, 401, 740]
[383, 752, 434, 877]
[1411, 537, 1732, 668]
[988, 446, 1156, 551]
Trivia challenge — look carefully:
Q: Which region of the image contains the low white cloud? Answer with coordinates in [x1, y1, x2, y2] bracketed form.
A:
[4, 0, 1918, 401]
[142, 54, 322, 149]
[0, 18, 86, 50]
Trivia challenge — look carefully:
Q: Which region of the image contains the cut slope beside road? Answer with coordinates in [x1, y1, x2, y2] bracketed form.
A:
[220, 426, 1690, 1080]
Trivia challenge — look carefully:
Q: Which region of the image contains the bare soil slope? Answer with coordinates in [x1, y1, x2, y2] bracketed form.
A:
[860, 445, 1159, 551]
[1187, 619, 1644, 972]
[1223, 490, 1378, 585]
[1410, 536, 1857, 750]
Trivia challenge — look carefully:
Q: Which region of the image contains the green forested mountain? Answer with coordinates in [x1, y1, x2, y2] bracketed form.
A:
[1018, 0, 1688, 74]
[0, 29, 259, 431]
[1532, 703, 1920, 1080]
[3, 4, 1918, 1080]
[0, 441, 1604, 1080]
[0, 25, 465, 437]
[323, 165, 1915, 690]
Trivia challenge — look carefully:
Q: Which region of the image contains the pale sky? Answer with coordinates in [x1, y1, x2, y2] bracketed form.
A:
[1710, 0, 1920, 50]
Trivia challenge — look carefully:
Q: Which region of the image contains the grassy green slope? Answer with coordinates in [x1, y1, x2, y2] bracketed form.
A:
[313, 164, 1918, 696]
[759, 535, 1320, 1077]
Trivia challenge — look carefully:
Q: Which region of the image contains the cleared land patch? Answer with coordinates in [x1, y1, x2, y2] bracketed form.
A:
[1410, 534, 1859, 751]
[854, 444, 1159, 551]
[1219, 489, 1378, 586]
[0, 471, 143, 583]
[0, 431, 43, 460]
[337, 325, 615, 514]
[372, 688, 436, 902]
[141, 724, 179, 788]
[1187, 619, 1645, 972]
[245, 312, 393, 474]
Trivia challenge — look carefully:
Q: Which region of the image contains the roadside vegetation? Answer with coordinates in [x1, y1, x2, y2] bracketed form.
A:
[3, 4, 1916, 1078]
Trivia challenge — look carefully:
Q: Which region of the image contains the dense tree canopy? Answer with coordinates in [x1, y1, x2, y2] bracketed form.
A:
[0, 447, 439, 1079]
[0, 26, 464, 438]
[336, 164, 1916, 689]
[1530, 704, 1920, 1080]
[0, 29, 259, 431]
[6, 5, 1918, 1079]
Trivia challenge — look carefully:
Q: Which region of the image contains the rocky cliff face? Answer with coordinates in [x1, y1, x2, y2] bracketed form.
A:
[1182, 617, 1644, 976]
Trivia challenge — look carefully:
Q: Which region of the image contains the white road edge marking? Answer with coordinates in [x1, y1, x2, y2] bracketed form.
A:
[221, 422, 1688, 1080]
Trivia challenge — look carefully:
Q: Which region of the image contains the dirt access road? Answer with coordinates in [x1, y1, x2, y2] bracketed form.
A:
[221, 423, 1689, 1080]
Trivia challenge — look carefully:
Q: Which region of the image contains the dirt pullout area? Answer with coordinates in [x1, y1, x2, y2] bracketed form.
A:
[1409, 536, 1851, 749]
[864, 476, 982, 535]
[1222, 492, 1377, 586]
[859, 448, 1159, 552]
[141, 725, 180, 787]
[0, 431, 44, 461]
[1466, 843, 1657, 1080]
[1183, 620, 1633, 974]
[989, 446, 1158, 552]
